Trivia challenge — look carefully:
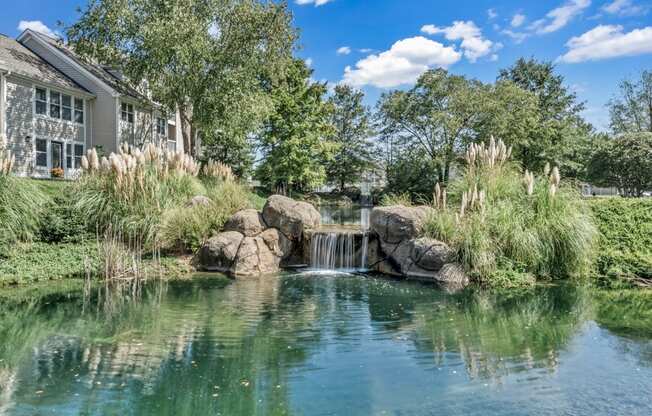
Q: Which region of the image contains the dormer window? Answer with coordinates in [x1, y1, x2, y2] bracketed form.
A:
[121, 103, 134, 123]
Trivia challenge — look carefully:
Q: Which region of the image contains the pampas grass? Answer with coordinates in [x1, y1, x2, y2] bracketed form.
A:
[425, 137, 597, 286]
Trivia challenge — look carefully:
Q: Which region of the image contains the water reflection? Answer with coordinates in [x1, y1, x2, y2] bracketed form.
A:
[0, 275, 651, 415]
[319, 206, 371, 230]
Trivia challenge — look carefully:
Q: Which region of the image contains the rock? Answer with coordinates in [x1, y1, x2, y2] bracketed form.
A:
[370, 205, 433, 244]
[262, 195, 320, 240]
[224, 209, 266, 237]
[434, 263, 470, 291]
[232, 235, 282, 276]
[196, 231, 244, 272]
[409, 238, 454, 271]
[186, 195, 211, 208]
[259, 228, 293, 259]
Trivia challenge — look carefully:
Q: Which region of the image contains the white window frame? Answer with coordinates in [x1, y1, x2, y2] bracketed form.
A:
[34, 137, 85, 176]
[121, 102, 134, 123]
[156, 117, 167, 136]
[33, 86, 85, 126]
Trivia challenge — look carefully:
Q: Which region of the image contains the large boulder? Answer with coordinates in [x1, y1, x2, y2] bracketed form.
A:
[409, 238, 454, 271]
[262, 195, 320, 240]
[195, 231, 244, 272]
[232, 235, 282, 277]
[259, 228, 293, 259]
[370, 205, 433, 244]
[224, 209, 266, 237]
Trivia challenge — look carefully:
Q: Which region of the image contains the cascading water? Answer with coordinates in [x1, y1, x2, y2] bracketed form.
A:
[310, 231, 367, 271]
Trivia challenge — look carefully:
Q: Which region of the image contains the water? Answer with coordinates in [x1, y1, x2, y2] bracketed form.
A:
[311, 205, 370, 271]
[319, 206, 371, 230]
[1, 275, 651, 415]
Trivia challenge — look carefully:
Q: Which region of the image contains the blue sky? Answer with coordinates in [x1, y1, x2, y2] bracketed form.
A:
[3, 0, 652, 130]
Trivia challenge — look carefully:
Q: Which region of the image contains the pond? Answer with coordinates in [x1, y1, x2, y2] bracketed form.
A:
[319, 205, 371, 230]
[1, 274, 651, 415]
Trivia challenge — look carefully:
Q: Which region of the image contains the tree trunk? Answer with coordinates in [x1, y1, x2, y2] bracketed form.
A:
[179, 103, 195, 155]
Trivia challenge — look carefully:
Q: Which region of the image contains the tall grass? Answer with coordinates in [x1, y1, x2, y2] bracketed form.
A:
[76, 143, 252, 254]
[424, 137, 597, 286]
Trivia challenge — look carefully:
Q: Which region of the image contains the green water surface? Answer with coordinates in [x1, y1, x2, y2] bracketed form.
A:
[1, 273, 651, 415]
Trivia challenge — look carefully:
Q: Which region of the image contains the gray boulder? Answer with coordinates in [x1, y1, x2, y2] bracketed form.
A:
[195, 231, 244, 272]
[370, 205, 433, 244]
[186, 195, 211, 208]
[409, 237, 454, 271]
[262, 195, 320, 240]
[232, 235, 282, 276]
[224, 209, 266, 237]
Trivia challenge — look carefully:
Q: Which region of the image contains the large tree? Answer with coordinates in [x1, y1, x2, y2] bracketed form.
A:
[326, 85, 376, 190]
[376, 69, 485, 184]
[608, 70, 652, 134]
[587, 132, 652, 197]
[66, 0, 296, 158]
[255, 59, 336, 194]
[498, 58, 593, 177]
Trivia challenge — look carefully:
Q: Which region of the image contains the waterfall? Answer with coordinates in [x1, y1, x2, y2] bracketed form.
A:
[360, 232, 369, 270]
[310, 232, 359, 270]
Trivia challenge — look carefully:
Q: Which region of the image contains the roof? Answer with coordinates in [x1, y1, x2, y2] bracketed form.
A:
[0, 34, 89, 94]
[27, 30, 150, 102]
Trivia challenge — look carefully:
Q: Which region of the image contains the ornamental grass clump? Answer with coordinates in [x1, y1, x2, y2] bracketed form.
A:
[76, 143, 205, 250]
[425, 137, 596, 287]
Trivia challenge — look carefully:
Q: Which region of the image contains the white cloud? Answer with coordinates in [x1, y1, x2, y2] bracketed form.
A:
[488, 8, 498, 19]
[602, 0, 646, 16]
[558, 24, 652, 62]
[502, 29, 529, 43]
[529, 0, 591, 34]
[18, 20, 57, 38]
[359, 48, 374, 53]
[421, 21, 498, 62]
[511, 13, 526, 27]
[295, 0, 334, 6]
[305, 58, 313, 67]
[342, 36, 461, 88]
[336, 46, 352, 55]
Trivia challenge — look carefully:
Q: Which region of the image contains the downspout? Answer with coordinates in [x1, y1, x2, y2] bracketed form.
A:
[0, 67, 10, 146]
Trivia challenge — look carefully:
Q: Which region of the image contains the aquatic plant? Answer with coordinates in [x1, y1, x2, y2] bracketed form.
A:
[425, 137, 597, 286]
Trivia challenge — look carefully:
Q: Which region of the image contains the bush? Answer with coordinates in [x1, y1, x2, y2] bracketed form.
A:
[589, 198, 652, 286]
[424, 138, 597, 286]
[38, 190, 89, 244]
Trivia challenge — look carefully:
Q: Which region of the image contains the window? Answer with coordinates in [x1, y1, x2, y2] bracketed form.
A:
[74, 144, 84, 169]
[121, 103, 134, 123]
[66, 143, 73, 169]
[168, 140, 177, 152]
[156, 117, 167, 135]
[49, 91, 61, 119]
[61, 95, 72, 121]
[74, 98, 84, 124]
[35, 88, 47, 115]
[36, 139, 47, 167]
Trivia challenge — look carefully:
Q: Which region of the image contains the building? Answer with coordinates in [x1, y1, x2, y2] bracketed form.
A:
[0, 29, 183, 179]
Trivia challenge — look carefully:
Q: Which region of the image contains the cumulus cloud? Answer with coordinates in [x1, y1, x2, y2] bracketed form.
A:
[305, 58, 313, 67]
[295, 0, 334, 6]
[342, 36, 461, 88]
[487, 8, 498, 19]
[336, 46, 352, 55]
[17, 20, 57, 38]
[558, 24, 652, 62]
[602, 0, 646, 16]
[421, 21, 498, 62]
[502, 29, 529, 43]
[529, 0, 591, 34]
[511, 13, 526, 27]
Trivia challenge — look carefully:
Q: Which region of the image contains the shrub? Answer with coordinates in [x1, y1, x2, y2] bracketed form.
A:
[38, 189, 89, 244]
[589, 198, 652, 287]
[0, 176, 47, 251]
[424, 137, 597, 286]
[380, 192, 414, 207]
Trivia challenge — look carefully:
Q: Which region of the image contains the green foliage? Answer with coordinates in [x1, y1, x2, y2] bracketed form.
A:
[38, 188, 90, 244]
[66, 0, 296, 155]
[379, 192, 414, 207]
[384, 148, 440, 199]
[608, 70, 652, 134]
[424, 140, 597, 286]
[589, 198, 652, 286]
[0, 176, 47, 250]
[587, 132, 652, 196]
[160, 179, 251, 252]
[326, 84, 377, 189]
[256, 59, 336, 193]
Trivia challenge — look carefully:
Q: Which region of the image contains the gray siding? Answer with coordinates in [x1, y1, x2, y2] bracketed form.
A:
[21, 36, 117, 153]
[35, 117, 84, 142]
[5, 78, 34, 175]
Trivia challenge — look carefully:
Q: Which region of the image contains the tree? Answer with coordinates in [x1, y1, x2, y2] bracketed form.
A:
[608, 70, 652, 134]
[587, 132, 652, 197]
[255, 59, 336, 194]
[66, 0, 296, 157]
[498, 58, 593, 177]
[376, 69, 485, 184]
[326, 85, 376, 190]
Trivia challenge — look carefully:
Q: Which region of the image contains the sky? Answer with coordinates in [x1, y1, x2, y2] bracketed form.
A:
[2, 0, 652, 131]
